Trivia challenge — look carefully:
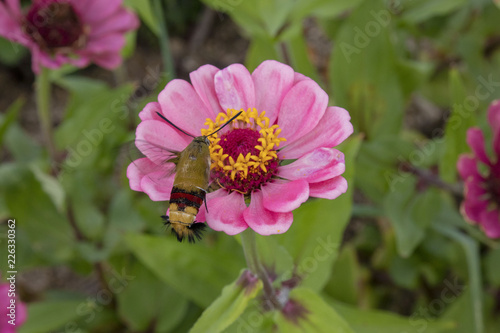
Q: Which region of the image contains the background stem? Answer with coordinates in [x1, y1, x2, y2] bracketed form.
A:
[433, 224, 484, 333]
[35, 66, 57, 166]
[240, 229, 282, 309]
[153, 0, 175, 81]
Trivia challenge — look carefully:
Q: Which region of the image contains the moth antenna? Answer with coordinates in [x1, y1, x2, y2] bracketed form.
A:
[156, 112, 196, 138]
[206, 111, 243, 137]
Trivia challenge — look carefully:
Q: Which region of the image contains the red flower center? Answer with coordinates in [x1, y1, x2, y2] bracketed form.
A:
[24, 1, 86, 51]
[487, 174, 500, 206]
[202, 108, 286, 195]
[219, 128, 261, 158]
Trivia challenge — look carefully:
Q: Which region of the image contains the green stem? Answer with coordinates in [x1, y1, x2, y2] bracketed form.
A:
[35, 66, 57, 165]
[433, 224, 483, 333]
[240, 229, 282, 309]
[275, 41, 292, 66]
[153, 0, 175, 81]
[241, 229, 260, 274]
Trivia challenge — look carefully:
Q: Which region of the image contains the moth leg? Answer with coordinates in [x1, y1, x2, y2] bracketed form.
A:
[194, 186, 209, 214]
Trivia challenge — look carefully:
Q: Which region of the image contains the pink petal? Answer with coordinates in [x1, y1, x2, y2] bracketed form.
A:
[488, 100, 500, 157]
[66, 55, 90, 68]
[467, 128, 491, 165]
[461, 195, 489, 223]
[140, 168, 175, 201]
[457, 155, 479, 181]
[34, 48, 65, 71]
[84, 33, 126, 54]
[278, 79, 328, 145]
[205, 191, 248, 235]
[135, 120, 191, 162]
[158, 79, 214, 136]
[479, 209, 500, 239]
[261, 179, 309, 213]
[214, 63, 255, 112]
[464, 178, 487, 198]
[74, 0, 123, 24]
[89, 9, 139, 36]
[243, 191, 293, 235]
[5, 0, 21, 17]
[309, 176, 348, 200]
[15, 296, 27, 326]
[139, 102, 163, 121]
[279, 148, 345, 183]
[190, 64, 224, 117]
[127, 157, 158, 191]
[294, 72, 308, 84]
[92, 51, 122, 69]
[280, 106, 353, 159]
[0, 283, 26, 332]
[196, 189, 225, 222]
[252, 60, 295, 125]
[0, 1, 23, 40]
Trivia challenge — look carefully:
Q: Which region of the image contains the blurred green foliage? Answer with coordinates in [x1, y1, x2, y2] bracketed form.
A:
[1, 0, 500, 332]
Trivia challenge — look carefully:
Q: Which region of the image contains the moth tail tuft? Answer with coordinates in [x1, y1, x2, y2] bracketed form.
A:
[162, 215, 206, 243]
[187, 222, 206, 243]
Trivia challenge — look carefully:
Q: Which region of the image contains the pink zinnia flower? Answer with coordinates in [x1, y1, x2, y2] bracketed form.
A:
[127, 60, 353, 236]
[0, 0, 139, 73]
[457, 100, 500, 238]
[0, 283, 27, 332]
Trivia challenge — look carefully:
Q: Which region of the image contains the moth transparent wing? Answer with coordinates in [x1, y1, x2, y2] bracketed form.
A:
[127, 139, 180, 185]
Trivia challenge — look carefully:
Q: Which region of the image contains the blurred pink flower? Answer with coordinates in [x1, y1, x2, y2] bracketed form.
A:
[457, 100, 500, 238]
[0, 0, 139, 73]
[0, 283, 27, 332]
[128, 60, 353, 235]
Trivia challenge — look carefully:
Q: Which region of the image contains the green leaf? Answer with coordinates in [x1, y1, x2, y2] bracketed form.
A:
[330, 0, 405, 139]
[485, 247, 500, 287]
[125, 0, 159, 35]
[204, 0, 297, 38]
[439, 69, 476, 183]
[401, 0, 467, 24]
[276, 135, 362, 291]
[102, 190, 145, 254]
[54, 78, 134, 149]
[124, 233, 245, 307]
[0, 37, 28, 65]
[19, 300, 83, 333]
[222, 300, 275, 333]
[355, 136, 414, 202]
[442, 290, 477, 333]
[117, 260, 188, 332]
[323, 245, 360, 305]
[245, 36, 280, 72]
[255, 234, 294, 283]
[0, 98, 24, 147]
[274, 287, 354, 333]
[4, 124, 42, 163]
[297, 0, 364, 19]
[190, 270, 263, 333]
[325, 296, 456, 333]
[286, 33, 321, 84]
[388, 256, 420, 289]
[31, 166, 66, 213]
[383, 175, 419, 257]
[202, 0, 267, 37]
[383, 177, 442, 257]
[0, 164, 74, 265]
